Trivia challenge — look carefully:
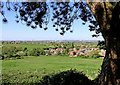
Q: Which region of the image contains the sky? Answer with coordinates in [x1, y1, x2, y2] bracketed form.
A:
[1, 2, 104, 41]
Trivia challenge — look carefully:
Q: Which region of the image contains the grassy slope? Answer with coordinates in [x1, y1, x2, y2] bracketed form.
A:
[2, 55, 103, 79]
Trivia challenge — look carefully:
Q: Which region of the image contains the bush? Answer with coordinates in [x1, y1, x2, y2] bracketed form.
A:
[15, 46, 22, 52]
[2, 46, 16, 58]
[88, 50, 101, 59]
[40, 69, 96, 85]
[2, 46, 23, 59]
[77, 54, 88, 58]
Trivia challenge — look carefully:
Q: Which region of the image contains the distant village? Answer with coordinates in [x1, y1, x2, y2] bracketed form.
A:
[45, 44, 106, 57]
[1, 41, 106, 59]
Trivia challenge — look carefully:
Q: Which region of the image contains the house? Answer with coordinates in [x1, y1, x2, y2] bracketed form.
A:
[56, 48, 65, 53]
[73, 48, 76, 51]
[61, 45, 64, 48]
[69, 51, 77, 56]
[81, 49, 86, 53]
[44, 50, 49, 52]
[94, 48, 99, 51]
[79, 52, 87, 56]
[69, 48, 73, 51]
[50, 49, 57, 55]
[99, 49, 106, 56]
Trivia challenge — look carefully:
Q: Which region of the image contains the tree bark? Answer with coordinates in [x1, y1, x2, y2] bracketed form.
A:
[86, 2, 120, 85]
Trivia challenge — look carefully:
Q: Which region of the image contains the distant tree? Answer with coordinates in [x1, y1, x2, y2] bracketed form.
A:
[29, 48, 36, 56]
[23, 47, 27, 51]
[63, 45, 66, 49]
[24, 50, 28, 56]
[88, 50, 101, 58]
[29, 48, 45, 56]
[75, 45, 79, 50]
[15, 46, 22, 52]
[82, 46, 86, 49]
[71, 43, 74, 49]
[65, 48, 69, 55]
[39, 48, 45, 55]
[2, 46, 15, 57]
[17, 51, 24, 57]
[58, 45, 61, 48]
[56, 50, 61, 55]
[27, 50, 31, 56]
[47, 50, 51, 55]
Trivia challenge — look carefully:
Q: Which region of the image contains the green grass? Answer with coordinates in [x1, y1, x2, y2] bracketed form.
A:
[5, 44, 48, 49]
[2, 55, 103, 80]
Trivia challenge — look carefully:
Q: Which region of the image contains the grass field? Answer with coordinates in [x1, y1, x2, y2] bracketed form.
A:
[2, 55, 103, 83]
[5, 44, 49, 49]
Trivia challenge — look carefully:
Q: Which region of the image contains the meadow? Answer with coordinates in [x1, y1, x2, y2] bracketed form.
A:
[2, 55, 103, 83]
[6, 44, 49, 50]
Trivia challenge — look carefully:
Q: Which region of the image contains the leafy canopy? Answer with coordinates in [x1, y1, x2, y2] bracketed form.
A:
[1, 1, 100, 36]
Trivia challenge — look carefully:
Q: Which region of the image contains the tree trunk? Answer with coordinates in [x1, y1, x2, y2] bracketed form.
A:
[86, 2, 120, 85]
[99, 37, 120, 85]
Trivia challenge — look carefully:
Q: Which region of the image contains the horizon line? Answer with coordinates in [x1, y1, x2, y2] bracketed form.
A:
[1, 39, 103, 41]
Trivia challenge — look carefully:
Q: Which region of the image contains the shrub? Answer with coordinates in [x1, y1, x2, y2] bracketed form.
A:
[56, 50, 61, 55]
[40, 69, 96, 85]
[15, 46, 22, 52]
[88, 50, 101, 59]
[2, 46, 16, 58]
[2, 46, 23, 59]
[78, 55, 88, 58]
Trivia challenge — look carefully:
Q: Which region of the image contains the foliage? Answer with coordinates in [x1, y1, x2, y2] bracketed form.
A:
[2, 44, 47, 59]
[88, 50, 101, 59]
[78, 55, 88, 58]
[75, 45, 79, 50]
[15, 46, 22, 52]
[71, 43, 74, 49]
[2, 46, 15, 56]
[56, 50, 61, 56]
[0, 2, 101, 36]
[58, 45, 61, 48]
[40, 69, 96, 85]
[2, 46, 22, 59]
[65, 48, 69, 54]
[97, 41, 106, 50]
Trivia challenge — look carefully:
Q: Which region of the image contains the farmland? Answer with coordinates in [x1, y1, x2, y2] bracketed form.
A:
[2, 55, 103, 83]
[1, 41, 104, 84]
[5, 43, 48, 49]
